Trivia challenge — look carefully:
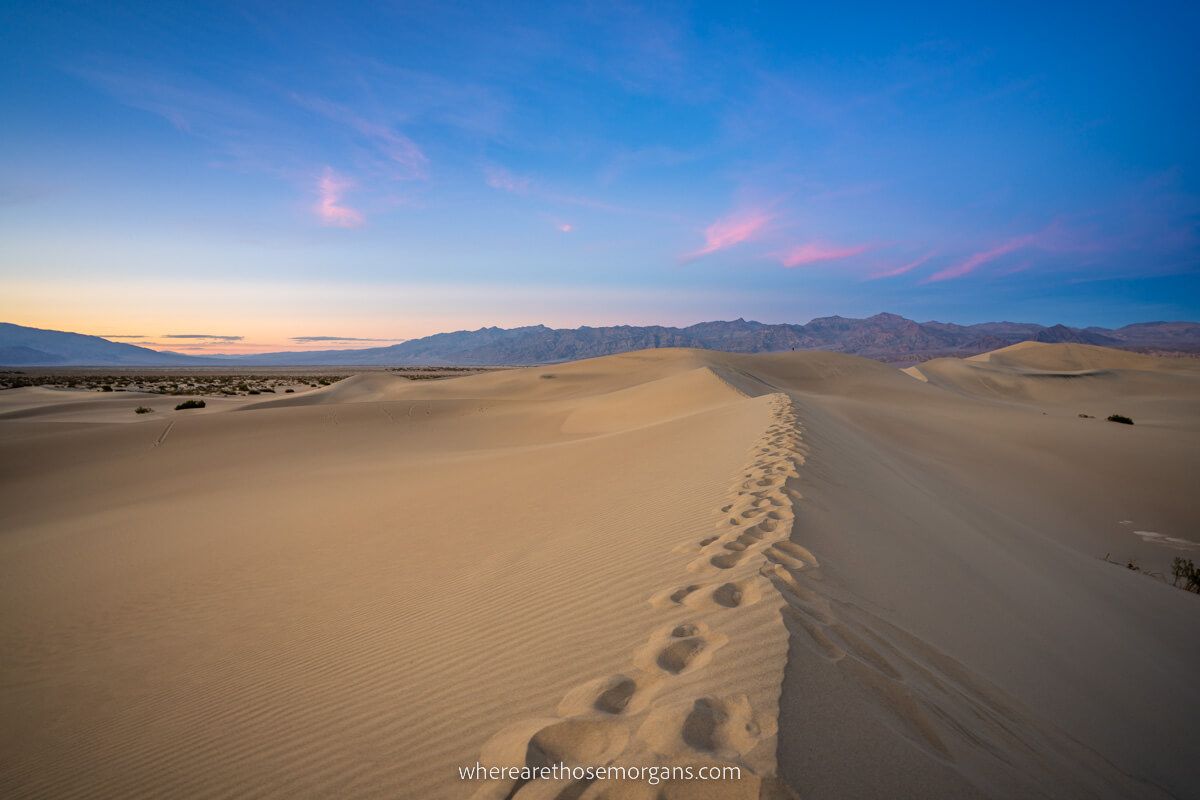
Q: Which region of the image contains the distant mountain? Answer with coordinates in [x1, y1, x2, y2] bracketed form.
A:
[0, 323, 213, 366]
[0, 345, 69, 365]
[2, 317, 1198, 367]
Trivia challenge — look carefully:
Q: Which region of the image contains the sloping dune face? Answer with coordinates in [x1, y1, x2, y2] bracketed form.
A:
[1, 345, 1197, 799]
[966, 340, 1166, 371]
[914, 341, 1200, 412]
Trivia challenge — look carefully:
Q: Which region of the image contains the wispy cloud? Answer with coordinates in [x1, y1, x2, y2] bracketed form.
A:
[141, 339, 273, 353]
[686, 210, 773, 260]
[70, 63, 323, 183]
[556, 222, 574, 233]
[922, 234, 1036, 283]
[162, 334, 244, 341]
[484, 164, 531, 194]
[74, 65, 265, 138]
[99, 333, 148, 339]
[867, 251, 936, 280]
[779, 241, 871, 268]
[291, 94, 429, 182]
[290, 336, 405, 343]
[483, 164, 674, 221]
[315, 167, 364, 228]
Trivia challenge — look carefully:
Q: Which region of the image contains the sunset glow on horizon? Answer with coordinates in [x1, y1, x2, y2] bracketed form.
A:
[1, 2, 1197, 352]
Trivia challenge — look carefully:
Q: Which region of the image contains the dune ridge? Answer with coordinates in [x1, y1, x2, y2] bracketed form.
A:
[467, 393, 804, 799]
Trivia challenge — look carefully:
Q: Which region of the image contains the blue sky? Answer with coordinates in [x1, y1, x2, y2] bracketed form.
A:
[1, 1, 1197, 351]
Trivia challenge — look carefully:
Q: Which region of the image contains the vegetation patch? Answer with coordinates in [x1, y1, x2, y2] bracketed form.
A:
[1173, 558, 1200, 593]
[175, 399, 207, 410]
[1, 368, 501, 393]
[134, 406, 154, 414]
[1103, 553, 1200, 596]
[1106, 413, 1134, 425]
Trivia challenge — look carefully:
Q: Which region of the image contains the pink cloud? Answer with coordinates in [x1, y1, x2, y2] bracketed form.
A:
[922, 234, 1036, 283]
[779, 241, 870, 268]
[868, 251, 936, 280]
[686, 210, 772, 259]
[315, 167, 364, 228]
[556, 222, 573, 233]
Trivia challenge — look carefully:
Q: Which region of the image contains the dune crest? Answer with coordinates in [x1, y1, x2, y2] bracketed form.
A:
[469, 394, 804, 798]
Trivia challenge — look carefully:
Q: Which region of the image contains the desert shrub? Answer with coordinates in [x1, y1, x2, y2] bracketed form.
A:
[285, 388, 295, 393]
[175, 399, 206, 410]
[248, 389, 261, 395]
[1078, 413, 1093, 418]
[101, 385, 113, 392]
[540, 373, 556, 379]
[134, 406, 154, 414]
[1172, 558, 1200, 593]
[1107, 414, 1134, 425]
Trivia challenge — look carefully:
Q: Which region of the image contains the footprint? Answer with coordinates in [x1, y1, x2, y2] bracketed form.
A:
[766, 541, 818, 571]
[594, 677, 638, 714]
[670, 585, 700, 603]
[710, 551, 743, 569]
[526, 718, 629, 769]
[635, 623, 727, 675]
[734, 527, 765, 546]
[712, 582, 744, 608]
[639, 695, 776, 761]
[657, 637, 706, 673]
[682, 698, 727, 751]
[699, 535, 719, 547]
[682, 696, 766, 755]
[775, 540, 817, 561]
[557, 671, 661, 717]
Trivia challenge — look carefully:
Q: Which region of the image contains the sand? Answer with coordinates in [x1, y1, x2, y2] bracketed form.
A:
[0, 344, 1197, 798]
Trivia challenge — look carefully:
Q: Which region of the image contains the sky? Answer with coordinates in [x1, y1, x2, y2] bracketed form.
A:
[1, 1, 1198, 353]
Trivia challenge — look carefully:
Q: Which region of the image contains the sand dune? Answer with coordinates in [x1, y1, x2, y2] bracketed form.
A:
[1, 346, 1197, 798]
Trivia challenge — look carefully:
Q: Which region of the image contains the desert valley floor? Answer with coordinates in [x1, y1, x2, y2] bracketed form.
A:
[1, 343, 1197, 799]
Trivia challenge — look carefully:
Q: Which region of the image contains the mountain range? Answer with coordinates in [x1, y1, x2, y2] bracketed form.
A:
[3, 316, 1199, 367]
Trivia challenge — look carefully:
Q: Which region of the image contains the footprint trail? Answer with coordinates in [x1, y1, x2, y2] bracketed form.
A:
[469, 393, 807, 799]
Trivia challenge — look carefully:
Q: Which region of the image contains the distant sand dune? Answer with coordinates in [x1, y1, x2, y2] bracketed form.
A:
[1, 345, 1197, 798]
